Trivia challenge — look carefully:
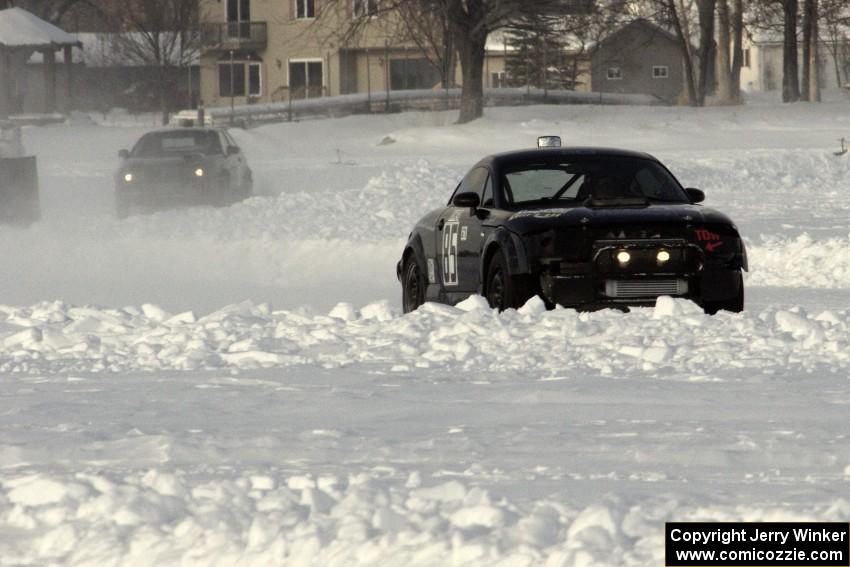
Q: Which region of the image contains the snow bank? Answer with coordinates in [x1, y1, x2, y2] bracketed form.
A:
[1, 297, 848, 377]
[748, 234, 850, 288]
[2, 468, 846, 566]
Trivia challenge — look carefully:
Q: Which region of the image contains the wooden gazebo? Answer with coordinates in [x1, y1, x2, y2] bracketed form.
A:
[0, 7, 81, 118]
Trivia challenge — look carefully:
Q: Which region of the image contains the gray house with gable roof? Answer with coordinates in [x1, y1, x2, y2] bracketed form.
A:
[591, 19, 687, 104]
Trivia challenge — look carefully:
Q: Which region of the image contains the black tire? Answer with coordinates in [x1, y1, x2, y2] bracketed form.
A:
[241, 170, 253, 199]
[485, 250, 536, 311]
[703, 271, 744, 314]
[402, 257, 426, 314]
[213, 173, 231, 207]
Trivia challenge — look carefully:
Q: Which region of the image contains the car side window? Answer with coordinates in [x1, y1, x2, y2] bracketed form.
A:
[462, 167, 488, 195]
[449, 167, 488, 206]
[481, 175, 494, 207]
[217, 132, 229, 154]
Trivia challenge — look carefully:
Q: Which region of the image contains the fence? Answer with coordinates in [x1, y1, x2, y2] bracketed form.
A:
[175, 88, 665, 127]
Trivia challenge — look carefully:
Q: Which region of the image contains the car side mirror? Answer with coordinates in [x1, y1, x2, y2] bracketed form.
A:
[227, 145, 240, 156]
[453, 191, 480, 209]
[118, 149, 129, 159]
[685, 188, 705, 203]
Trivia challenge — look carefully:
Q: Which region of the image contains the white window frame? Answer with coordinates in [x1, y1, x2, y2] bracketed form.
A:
[606, 66, 622, 80]
[295, 0, 315, 19]
[287, 57, 325, 98]
[652, 65, 669, 79]
[248, 62, 262, 96]
[353, 0, 378, 18]
[226, 0, 250, 22]
[218, 61, 248, 97]
[492, 71, 507, 88]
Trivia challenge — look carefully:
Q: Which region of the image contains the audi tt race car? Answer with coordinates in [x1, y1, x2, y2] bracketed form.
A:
[115, 128, 252, 217]
[398, 139, 747, 314]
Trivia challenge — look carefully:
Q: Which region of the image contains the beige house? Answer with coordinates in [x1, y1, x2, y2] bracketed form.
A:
[198, 1, 592, 109]
[198, 0, 455, 107]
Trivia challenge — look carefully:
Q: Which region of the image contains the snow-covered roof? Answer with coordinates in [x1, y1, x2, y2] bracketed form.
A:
[0, 7, 81, 50]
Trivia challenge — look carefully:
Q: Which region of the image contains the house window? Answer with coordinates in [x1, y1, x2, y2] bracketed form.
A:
[390, 58, 441, 90]
[219, 62, 246, 96]
[248, 62, 262, 96]
[652, 65, 669, 79]
[607, 67, 622, 80]
[296, 0, 315, 19]
[353, 0, 378, 18]
[743, 48, 751, 68]
[226, 0, 251, 37]
[492, 71, 507, 88]
[218, 61, 262, 97]
[289, 60, 324, 99]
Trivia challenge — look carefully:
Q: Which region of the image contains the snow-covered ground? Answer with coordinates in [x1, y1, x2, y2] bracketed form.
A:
[2, 94, 850, 565]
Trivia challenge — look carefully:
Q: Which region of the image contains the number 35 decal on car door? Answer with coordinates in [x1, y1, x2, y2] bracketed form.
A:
[442, 220, 460, 286]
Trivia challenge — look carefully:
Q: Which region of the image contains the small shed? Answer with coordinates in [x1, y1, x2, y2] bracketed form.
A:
[591, 19, 685, 103]
[0, 7, 81, 117]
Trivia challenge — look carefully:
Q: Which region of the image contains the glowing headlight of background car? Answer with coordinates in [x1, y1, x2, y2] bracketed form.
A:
[194, 168, 205, 177]
[123, 173, 133, 183]
[657, 250, 671, 264]
[616, 251, 631, 265]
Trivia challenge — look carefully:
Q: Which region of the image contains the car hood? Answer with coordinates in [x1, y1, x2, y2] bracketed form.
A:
[506, 203, 737, 234]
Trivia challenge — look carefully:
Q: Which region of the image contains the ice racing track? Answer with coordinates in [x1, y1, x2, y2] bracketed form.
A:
[1, 100, 850, 566]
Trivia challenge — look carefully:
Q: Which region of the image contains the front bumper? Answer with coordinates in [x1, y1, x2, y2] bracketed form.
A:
[116, 179, 212, 211]
[538, 238, 742, 309]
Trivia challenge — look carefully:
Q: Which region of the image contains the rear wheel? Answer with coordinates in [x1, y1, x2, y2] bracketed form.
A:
[402, 257, 426, 314]
[703, 271, 744, 314]
[485, 250, 536, 311]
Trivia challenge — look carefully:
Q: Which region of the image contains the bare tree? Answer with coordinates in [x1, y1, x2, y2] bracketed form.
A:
[781, 0, 800, 102]
[730, 0, 743, 100]
[802, 0, 820, 101]
[394, 0, 456, 89]
[695, 0, 715, 104]
[1, 0, 105, 26]
[715, 0, 744, 103]
[659, 0, 698, 104]
[820, 0, 850, 87]
[716, 0, 733, 101]
[104, 0, 198, 124]
[320, 0, 591, 123]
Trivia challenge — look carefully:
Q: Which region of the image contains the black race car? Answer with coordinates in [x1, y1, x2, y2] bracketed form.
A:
[398, 141, 746, 314]
[115, 128, 252, 217]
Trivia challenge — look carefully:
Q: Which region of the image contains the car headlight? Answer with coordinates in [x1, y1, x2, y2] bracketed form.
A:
[616, 251, 631, 265]
[123, 172, 134, 183]
[657, 250, 671, 264]
[194, 168, 204, 177]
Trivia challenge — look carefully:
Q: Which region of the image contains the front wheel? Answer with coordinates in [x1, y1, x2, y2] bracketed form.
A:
[402, 257, 426, 314]
[485, 250, 536, 311]
[703, 271, 744, 314]
[211, 173, 231, 207]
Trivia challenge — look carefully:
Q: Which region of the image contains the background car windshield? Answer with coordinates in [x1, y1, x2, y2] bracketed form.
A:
[502, 157, 688, 206]
[132, 131, 222, 157]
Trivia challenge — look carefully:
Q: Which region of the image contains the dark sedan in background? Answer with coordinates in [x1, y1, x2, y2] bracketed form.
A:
[398, 139, 747, 314]
[115, 128, 252, 217]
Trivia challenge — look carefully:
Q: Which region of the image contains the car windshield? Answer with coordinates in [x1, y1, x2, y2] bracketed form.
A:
[502, 157, 689, 206]
[131, 131, 222, 157]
